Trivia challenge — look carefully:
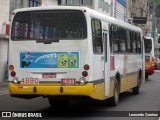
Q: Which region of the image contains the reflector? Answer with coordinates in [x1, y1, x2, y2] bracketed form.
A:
[9, 65, 14, 71]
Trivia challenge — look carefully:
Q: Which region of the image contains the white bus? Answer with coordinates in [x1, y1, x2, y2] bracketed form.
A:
[8, 6, 144, 106]
[144, 37, 155, 78]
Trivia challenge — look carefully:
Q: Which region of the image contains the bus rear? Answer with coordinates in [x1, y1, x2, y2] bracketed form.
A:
[144, 37, 155, 78]
[8, 7, 95, 102]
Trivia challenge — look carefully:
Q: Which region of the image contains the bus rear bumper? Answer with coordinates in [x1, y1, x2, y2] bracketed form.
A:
[8, 82, 94, 97]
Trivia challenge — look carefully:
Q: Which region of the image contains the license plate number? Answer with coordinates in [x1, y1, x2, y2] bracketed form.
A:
[61, 78, 75, 85]
[43, 73, 56, 78]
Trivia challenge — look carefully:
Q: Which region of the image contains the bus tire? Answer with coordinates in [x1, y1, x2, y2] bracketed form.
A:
[48, 97, 69, 108]
[132, 71, 141, 95]
[110, 79, 120, 106]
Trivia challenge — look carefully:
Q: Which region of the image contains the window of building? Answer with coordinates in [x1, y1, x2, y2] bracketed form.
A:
[60, 0, 92, 6]
[29, 0, 41, 7]
[73, 0, 80, 5]
[82, 0, 92, 6]
[92, 19, 103, 54]
[98, 0, 103, 8]
[68, 0, 72, 5]
[102, 1, 106, 11]
[106, 3, 110, 13]
[131, 0, 136, 6]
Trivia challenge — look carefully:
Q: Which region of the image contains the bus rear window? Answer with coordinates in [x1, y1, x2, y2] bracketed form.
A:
[11, 10, 87, 40]
[144, 38, 152, 53]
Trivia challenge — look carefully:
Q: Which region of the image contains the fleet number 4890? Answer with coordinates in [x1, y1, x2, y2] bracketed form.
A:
[20, 78, 39, 84]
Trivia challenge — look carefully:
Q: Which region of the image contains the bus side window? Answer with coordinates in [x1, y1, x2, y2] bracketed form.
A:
[119, 28, 126, 54]
[126, 30, 132, 53]
[112, 25, 119, 53]
[92, 19, 103, 54]
[109, 25, 113, 53]
[130, 31, 136, 54]
[113, 39, 119, 53]
[136, 33, 141, 53]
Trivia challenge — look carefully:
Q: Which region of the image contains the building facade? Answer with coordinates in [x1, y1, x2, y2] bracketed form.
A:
[0, 0, 10, 83]
[0, 0, 42, 82]
[41, 0, 112, 16]
[126, 0, 152, 37]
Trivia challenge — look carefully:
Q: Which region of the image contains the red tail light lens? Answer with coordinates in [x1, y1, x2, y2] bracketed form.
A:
[82, 71, 88, 77]
[9, 65, 14, 71]
[84, 64, 90, 70]
[11, 71, 16, 77]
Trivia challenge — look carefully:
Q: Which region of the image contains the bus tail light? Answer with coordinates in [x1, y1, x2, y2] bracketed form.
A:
[82, 71, 88, 77]
[84, 64, 90, 70]
[11, 71, 16, 77]
[9, 65, 14, 71]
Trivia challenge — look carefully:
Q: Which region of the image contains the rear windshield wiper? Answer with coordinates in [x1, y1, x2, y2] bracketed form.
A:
[36, 39, 59, 44]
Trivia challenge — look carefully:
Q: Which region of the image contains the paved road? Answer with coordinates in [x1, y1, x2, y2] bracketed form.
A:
[0, 72, 160, 120]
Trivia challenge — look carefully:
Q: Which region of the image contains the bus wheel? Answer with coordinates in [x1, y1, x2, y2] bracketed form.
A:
[110, 79, 120, 106]
[132, 72, 141, 95]
[48, 97, 69, 108]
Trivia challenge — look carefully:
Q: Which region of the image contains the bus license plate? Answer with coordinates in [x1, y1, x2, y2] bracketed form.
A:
[61, 78, 75, 85]
[42, 73, 56, 78]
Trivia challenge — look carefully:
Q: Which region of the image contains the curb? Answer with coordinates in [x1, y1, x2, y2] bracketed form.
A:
[0, 82, 8, 86]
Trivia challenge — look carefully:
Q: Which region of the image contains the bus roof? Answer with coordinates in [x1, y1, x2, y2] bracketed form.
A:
[144, 36, 154, 40]
[12, 6, 142, 33]
[86, 8, 142, 32]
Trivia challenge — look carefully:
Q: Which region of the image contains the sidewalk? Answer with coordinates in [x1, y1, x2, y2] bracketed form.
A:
[155, 70, 160, 72]
[0, 82, 9, 95]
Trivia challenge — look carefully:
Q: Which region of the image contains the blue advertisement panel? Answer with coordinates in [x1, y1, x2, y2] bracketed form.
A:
[20, 52, 79, 68]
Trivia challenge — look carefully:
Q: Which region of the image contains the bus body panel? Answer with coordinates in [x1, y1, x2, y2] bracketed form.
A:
[9, 40, 89, 83]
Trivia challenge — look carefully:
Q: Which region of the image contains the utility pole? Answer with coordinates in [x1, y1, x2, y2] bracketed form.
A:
[152, 2, 156, 40]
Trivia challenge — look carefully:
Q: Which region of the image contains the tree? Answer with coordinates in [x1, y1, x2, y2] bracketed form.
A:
[152, 0, 160, 3]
